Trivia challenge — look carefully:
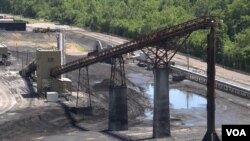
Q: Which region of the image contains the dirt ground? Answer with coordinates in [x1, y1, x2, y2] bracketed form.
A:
[0, 21, 250, 141]
[1, 58, 250, 141]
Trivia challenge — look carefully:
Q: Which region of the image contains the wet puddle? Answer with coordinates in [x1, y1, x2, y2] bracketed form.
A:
[144, 84, 207, 119]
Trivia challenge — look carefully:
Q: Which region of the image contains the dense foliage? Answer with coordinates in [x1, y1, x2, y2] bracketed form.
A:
[1, 0, 250, 72]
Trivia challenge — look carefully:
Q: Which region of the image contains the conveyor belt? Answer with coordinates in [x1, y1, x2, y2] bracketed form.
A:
[51, 16, 216, 77]
[19, 60, 37, 77]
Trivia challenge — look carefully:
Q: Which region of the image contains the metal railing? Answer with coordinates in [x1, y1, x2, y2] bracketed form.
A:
[170, 66, 250, 99]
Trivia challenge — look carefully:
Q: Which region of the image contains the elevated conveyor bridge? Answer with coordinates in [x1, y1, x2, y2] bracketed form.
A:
[50, 16, 216, 77]
[19, 16, 222, 140]
[19, 60, 37, 77]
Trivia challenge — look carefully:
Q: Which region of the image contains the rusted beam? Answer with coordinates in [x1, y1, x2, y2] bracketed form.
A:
[202, 20, 220, 141]
[50, 16, 216, 77]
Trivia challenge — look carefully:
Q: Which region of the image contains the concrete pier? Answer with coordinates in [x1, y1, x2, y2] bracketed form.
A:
[153, 64, 170, 138]
[108, 86, 128, 131]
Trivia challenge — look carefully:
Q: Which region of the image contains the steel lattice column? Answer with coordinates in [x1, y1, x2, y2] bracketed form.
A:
[75, 67, 92, 115]
[110, 56, 126, 88]
[109, 56, 128, 131]
[82, 67, 92, 108]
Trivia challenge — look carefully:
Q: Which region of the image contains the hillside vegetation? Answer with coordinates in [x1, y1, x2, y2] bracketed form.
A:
[1, 0, 250, 72]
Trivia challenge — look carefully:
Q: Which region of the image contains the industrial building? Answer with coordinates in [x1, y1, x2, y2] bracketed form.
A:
[0, 15, 26, 31]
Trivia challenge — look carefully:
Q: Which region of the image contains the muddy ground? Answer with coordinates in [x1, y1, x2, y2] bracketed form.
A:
[0, 30, 250, 141]
[0, 49, 250, 141]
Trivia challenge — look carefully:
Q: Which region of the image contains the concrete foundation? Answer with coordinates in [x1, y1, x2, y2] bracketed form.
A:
[108, 86, 128, 131]
[153, 64, 170, 138]
[47, 92, 59, 102]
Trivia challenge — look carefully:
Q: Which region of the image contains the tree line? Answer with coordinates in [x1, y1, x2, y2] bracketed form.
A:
[0, 0, 249, 72]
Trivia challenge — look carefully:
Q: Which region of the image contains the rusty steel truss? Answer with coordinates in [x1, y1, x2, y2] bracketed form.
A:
[110, 56, 126, 88]
[76, 67, 92, 108]
[140, 33, 191, 66]
[48, 16, 218, 140]
[50, 16, 216, 77]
